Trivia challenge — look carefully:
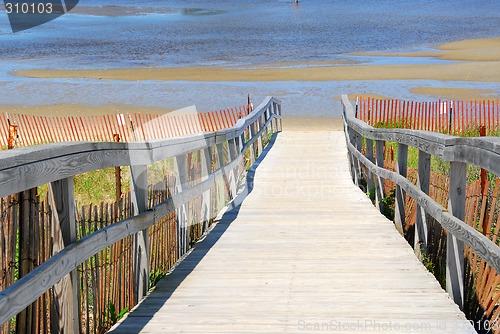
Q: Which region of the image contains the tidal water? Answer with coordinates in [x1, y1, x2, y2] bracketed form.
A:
[0, 0, 499, 116]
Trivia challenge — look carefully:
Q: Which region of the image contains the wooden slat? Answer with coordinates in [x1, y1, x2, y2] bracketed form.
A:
[111, 131, 474, 333]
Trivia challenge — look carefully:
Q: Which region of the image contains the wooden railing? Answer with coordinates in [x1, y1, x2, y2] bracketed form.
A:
[342, 94, 500, 315]
[0, 96, 282, 332]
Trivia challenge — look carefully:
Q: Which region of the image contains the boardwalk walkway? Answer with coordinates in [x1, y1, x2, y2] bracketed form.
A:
[110, 131, 475, 333]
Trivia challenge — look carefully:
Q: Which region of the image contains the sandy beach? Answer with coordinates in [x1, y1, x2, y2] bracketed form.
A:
[353, 38, 500, 62]
[4, 37, 499, 130]
[14, 38, 500, 84]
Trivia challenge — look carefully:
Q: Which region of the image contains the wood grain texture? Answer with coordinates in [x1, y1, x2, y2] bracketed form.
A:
[110, 131, 474, 334]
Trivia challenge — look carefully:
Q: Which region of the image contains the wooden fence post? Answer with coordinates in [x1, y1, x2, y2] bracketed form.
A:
[346, 128, 360, 186]
[393, 144, 408, 235]
[257, 116, 264, 155]
[16, 188, 36, 334]
[174, 155, 189, 256]
[200, 148, 212, 231]
[227, 139, 238, 199]
[355, 132, 363, 187]
[277, 103, 283, 132]
[272, 102, 279, 133]
[447, 161, 466, 309]
[215, 143, 227, 206]
[365, 139, 375, 196]
[249, 124, 256, 165]
[415, 150, 431, 259]
[114, 134, 122, 201]
[130, 165, 149, 304]
[375, 140, 385, 212]
[48, 177, 80, 334]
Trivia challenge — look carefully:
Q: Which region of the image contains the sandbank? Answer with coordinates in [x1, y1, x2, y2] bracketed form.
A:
[410, 87, 498, 101]
[14, 61, 500, 83]
[353, 38, 500, 62]
[14, 37, 500, 83]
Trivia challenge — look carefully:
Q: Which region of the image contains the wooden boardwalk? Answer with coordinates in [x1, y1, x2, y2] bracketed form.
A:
[110, 131, 475, 333]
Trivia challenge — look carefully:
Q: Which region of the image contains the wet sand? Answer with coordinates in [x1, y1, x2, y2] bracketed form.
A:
[14, 38, 500, 83]
[410, 87, 498, 101]
[353, 38, 500, 62]
[5, 37, 499, 131]
[15, 61, 500, 83]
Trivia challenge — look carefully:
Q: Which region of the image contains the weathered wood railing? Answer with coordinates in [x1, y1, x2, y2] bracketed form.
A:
[0, 96, 282, 331]
[342, 94, 500, 312]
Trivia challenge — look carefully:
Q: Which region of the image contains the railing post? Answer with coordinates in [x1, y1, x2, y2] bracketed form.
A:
[201, 148, 212, 231]
[393, 144, 408, 235]
[375, 140, 385, 213]
[447, 161, 466, 309]
[215, 143, 227, 209]
[277, 102, 283, 131]
[48, 177, 80, 334]
[249, 124, 256, 165]
[174, 155, 189, 256]
[346, 127, 359, 185]
[272, 102, 279, 133]
[355, 132, 363, 187]
[365, 138, 375, 196]
[130, 164, 149, 304]
[415, 150, 431, 260]
[257, 116, 264, 155]
[227, 139, 238, 199]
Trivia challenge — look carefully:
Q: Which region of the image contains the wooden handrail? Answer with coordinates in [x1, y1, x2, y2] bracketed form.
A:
[342, 94, 500, 310]
[0, 97, 282, 328]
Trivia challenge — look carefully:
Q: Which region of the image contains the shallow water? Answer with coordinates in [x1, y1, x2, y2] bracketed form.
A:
[0, 0, 499, 116]
[1, 0, 499, 68]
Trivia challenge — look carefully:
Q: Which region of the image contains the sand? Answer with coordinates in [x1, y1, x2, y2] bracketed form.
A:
[283, 117, 344, 131]
[410, 87, 498, 101]
[14, 38, 500, 83]
[353, 38, 500, 62]
[5, 37, 499, 131]
[14, 61, 500, 83]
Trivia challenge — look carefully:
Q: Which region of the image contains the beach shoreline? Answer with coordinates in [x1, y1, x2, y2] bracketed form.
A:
[3, 37, 499, 130]
[13, 38, 500, 84]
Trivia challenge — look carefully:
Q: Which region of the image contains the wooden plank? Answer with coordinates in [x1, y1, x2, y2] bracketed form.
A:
[446, 161, 466, 310]
[414, 150, 431, 260]
[375, 140, 385, 212]
[393, 143, 408, 235]
[47, 177, 80, 333]
[130, 164, 149, 304]
[110, 131, 473, 334]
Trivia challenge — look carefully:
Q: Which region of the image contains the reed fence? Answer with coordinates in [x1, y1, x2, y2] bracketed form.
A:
[0, 105, 251, 148]
[355, 97, 500, 136]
